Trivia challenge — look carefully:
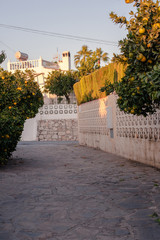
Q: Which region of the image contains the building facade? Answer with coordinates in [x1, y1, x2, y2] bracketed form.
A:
[7, 51, 72, 103]
[7, 51, 78, 141]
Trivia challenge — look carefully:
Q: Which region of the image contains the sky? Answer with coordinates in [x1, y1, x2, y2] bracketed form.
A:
[0, 0, 135, 70]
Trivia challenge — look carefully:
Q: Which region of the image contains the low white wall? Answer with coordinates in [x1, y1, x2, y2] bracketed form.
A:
[21, 118, 38, 141]
[78, 94, 160, 168]
[21, 104, 78, 141]
[38, 104, 77, 120]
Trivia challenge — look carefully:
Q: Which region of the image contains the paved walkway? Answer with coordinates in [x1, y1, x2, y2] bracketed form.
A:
[0, 141, 160, 240]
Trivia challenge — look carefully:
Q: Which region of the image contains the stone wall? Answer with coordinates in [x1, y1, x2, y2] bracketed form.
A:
[21, 104, 78, 141]
[78, 94, 160, 168]
[37, 119, 78, 141]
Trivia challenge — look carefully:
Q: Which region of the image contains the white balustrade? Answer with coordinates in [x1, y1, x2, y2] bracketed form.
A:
[9, 59, 39, 71]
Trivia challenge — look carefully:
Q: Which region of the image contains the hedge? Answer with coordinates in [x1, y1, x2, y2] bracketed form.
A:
[73, 62, 125, 105]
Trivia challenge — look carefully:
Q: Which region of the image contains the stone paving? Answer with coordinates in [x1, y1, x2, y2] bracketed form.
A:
[0, 141, 160, 240]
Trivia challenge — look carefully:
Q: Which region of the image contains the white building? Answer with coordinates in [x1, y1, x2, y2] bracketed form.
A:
[7, 51, 72, 103]
[7, 51, 78, 141]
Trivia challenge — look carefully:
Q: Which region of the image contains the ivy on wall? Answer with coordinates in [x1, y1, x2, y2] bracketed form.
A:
[73, 63, 125, 105]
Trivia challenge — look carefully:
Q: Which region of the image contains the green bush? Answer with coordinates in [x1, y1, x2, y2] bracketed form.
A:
[0, 69, 43, 165]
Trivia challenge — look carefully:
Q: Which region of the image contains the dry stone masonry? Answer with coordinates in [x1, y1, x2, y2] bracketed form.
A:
[37, 119, 78, 141]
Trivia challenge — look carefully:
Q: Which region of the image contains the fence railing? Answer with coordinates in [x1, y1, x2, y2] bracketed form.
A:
[9, 59, 40, 71]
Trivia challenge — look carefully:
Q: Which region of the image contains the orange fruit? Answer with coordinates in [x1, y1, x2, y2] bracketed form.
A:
[142, 17, 148, 22]
[137, 53, 144, 60]
[123, 57, 128, 61]
[139, 28, 145, 34]
[152, 23, 160, 30]
[125, 0, 134, 3]
[142, 18, 148, 25]
[141, 56, 146, 62]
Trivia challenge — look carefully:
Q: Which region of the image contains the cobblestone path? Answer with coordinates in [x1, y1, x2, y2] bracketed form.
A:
[0, 141, 160, 240]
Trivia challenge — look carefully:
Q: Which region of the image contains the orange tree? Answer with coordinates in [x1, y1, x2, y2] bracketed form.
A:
[102, 0, 160, 116]
[44, 70, 77, 103]
[0, 69, 43, 165]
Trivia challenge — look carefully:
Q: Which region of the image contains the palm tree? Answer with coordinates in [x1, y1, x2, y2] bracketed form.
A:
[74, 46, 109, 77]
[94, 48, 109, 69]
[74, 45, 92, 69]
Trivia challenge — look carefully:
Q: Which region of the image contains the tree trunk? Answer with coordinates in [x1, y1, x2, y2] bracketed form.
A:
[65, 95, 70, 104]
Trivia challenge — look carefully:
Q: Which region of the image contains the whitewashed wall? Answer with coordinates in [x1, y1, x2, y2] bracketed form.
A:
[78, 94, 160, 168]
[21, 104, 78, 141]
